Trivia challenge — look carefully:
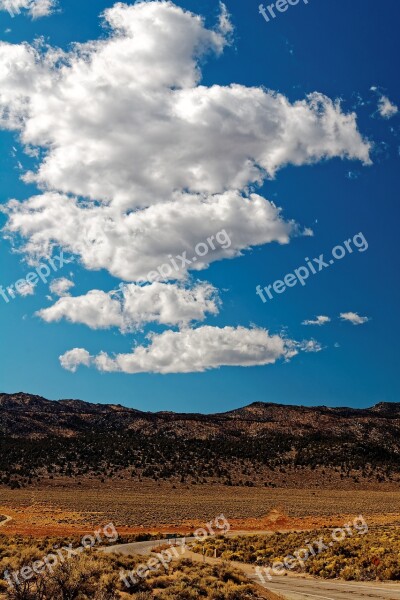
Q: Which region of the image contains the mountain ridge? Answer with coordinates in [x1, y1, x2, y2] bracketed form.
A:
[1, 392, 399, 489]
[2, 391, 399, 418]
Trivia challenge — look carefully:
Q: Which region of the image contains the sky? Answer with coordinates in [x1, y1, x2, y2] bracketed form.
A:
[0, 0, 399, 413]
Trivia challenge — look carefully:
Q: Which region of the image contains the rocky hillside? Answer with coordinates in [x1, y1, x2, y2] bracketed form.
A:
[0, 392, 399, 489]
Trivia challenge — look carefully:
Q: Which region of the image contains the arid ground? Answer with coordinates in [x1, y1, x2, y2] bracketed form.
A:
[1, 482, 400, 537]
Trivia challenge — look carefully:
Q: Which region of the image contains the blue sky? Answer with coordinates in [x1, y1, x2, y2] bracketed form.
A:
[0, 0, 399, 412]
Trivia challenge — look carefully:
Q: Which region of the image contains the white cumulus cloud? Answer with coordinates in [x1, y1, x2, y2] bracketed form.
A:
[3, 191, 295, 282]
[0, 1, 370, 283]
[0, 3, 370, 208]
[340, 312, 369, 325]
[38, 282, 219, 331]
[59, 326, 320, 374]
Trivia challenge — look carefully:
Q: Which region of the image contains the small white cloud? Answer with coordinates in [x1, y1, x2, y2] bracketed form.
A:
[28, 0, 55, 18]
[340, 312, 369, 325]
[302, 315, 331, 326]
[378, 95, 398, 119]
[13, 281, 35, 296]
[218, 2, 233, 36]
[49, 277, 75, 297]
[298, 339, 323, 353]
[284, 338, 323, 359]
[346, 171, 359, 180]
[60, 348, 91, 373]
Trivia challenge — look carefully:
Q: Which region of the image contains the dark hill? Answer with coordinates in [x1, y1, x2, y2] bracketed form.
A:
[0, 392, 399, 489]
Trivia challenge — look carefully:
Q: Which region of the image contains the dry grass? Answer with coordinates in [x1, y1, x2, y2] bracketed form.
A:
[0, 483, 400, 537]
[192, 526, 400, 581]
[0, 542, 281, 600]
